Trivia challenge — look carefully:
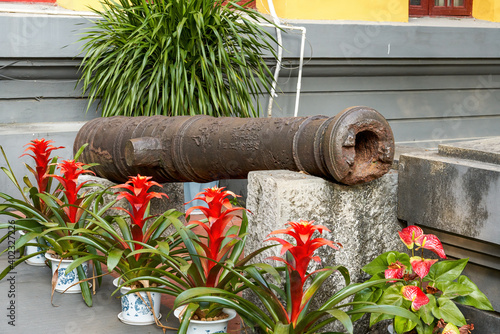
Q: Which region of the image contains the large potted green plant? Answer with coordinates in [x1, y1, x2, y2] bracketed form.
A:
[0, 139, 106, 306]
[79, 0, 277, 118]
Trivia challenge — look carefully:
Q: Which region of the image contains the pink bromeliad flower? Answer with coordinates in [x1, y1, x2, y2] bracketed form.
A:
[401, 285, 429, 311]
[185, 187, 245, 287]
[266, 220, 342, 327]
[49, 160, 93, 224]
[410, 256, 438, 279]
[112, 175, 168, 260]
[21, 138, 63, 194]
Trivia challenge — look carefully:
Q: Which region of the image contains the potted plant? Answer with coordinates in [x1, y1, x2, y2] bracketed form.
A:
[134, 186, 269, 333]
[352, 225, 494, 334]
[79, 0, 277, 118]
[174, 219, 420, 334]
[0, 139, 106, 306]
[68, 174, 188, 326]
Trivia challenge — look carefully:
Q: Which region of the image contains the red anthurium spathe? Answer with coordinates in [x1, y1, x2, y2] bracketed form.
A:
[415, 234, 447, 259]
[21, 138, 63, 193]
[401, 285, 429, 311]
[410, 256, 437, 279]
[398, 225, 423, 249]
[385, 261, 406, 282]
[49, 160, 93, 224]
[185, 187, 245, 286]
[267, 220, 342, 327]
[113, 175, 168, 260]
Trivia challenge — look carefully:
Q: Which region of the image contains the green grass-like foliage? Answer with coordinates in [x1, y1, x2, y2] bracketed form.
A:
[79, 0, 277, 117]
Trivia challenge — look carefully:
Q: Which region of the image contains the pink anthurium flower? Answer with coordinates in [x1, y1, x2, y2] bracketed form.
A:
[415, 234, 447, 259]
[267, 220, 342, 327]
[442, 323, 460, 334]
[401, 285, 429, 311]
[113, 175, 168, 260]
[398, 225, 423, 249]
[385, 261, 406, 282]
[21, 138, 63, 193]
[410, 256, 438, 279]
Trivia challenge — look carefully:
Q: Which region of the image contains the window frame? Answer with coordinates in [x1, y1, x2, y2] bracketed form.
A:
[409, 0, 472, 17]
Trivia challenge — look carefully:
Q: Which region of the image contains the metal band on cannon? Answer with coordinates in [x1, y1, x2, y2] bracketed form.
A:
[74, 106, 395, 185]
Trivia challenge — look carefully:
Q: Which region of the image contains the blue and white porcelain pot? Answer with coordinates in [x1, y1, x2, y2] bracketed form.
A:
[45, 252, 88, 293]
[174, 307, 237, 334]
[113, 277, 162, 326]
[18, 230, 45, 266]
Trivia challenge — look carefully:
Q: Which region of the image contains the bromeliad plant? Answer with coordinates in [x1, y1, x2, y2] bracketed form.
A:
[353, 225, 494, 334]
[174, 219, 420, 334]
[0, 140, 105, 306]
[139, 186, 270, 333]
[66, 174, 186, 290]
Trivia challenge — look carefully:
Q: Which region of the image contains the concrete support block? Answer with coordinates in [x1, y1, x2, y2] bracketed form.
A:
[246, 170, 405, 333]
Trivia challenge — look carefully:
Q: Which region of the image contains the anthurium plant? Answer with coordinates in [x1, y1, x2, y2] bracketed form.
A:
[174, 220, 420, 334]
[0, 139, 106, 306]
[65, 174, 187, 291]
[353, 225, 494, 334]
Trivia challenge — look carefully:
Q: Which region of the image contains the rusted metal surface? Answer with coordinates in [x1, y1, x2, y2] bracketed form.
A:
[74, 106, 394, 185]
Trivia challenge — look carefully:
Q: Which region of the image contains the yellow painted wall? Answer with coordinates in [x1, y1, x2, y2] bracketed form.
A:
[57, 0, 105, 12]
[256, 0, 408, 22]
[473, 0, 500, 22]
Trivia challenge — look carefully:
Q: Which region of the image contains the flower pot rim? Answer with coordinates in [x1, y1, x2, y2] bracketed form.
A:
[44, 252, 75, 263]
[174, 306, 237, 324]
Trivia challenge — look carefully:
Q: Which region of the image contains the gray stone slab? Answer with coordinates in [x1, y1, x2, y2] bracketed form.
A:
[398, 151, 500, 246]
[439, 137, 500, 165]
[245, 170, 405, 333]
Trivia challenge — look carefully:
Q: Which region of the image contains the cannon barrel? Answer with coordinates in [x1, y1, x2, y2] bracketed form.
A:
[74, 106, 394, 185]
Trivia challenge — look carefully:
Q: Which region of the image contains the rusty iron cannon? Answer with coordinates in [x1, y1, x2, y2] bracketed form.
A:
[74, 106, 394, 185]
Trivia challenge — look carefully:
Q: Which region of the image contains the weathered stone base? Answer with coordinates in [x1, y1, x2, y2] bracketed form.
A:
[245, 170, 406, 333]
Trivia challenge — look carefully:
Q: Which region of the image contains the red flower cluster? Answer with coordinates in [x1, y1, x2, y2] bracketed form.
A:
[21, 138, 63, 193]
[267, 220, 342, 327]
[186, 187, 244, 287]
[49, 160, 94, 224]
[113, 175, 168, 260]
[385, 225, 447, 312]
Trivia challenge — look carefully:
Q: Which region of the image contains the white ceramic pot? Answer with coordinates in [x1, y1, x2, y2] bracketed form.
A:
[18, 231, 45, 266]
[174, 307, 237, 334]
[113, 278, 162, 325]
[45, 253, 88, 293]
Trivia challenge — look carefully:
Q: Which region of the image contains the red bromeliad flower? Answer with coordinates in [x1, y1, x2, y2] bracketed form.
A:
[401, 285, 429, 311]
[410, 256, 437, 279]
[20, 138, 63, 193]
[266, 220, 342, 327]
[112, 175, 168, 260]
[415, 234, 447, 259]
[385, 261, 406, 282]
[186, 187, 244, 286]
[398, 225, 423, 249]
[49, 160, 93, 224]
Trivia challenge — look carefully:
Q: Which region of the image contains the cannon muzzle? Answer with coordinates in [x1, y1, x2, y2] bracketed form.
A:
[74, 106, 394, 185]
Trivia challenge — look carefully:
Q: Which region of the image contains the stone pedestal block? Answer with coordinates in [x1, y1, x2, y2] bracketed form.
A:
[246, 170, 405, 333]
